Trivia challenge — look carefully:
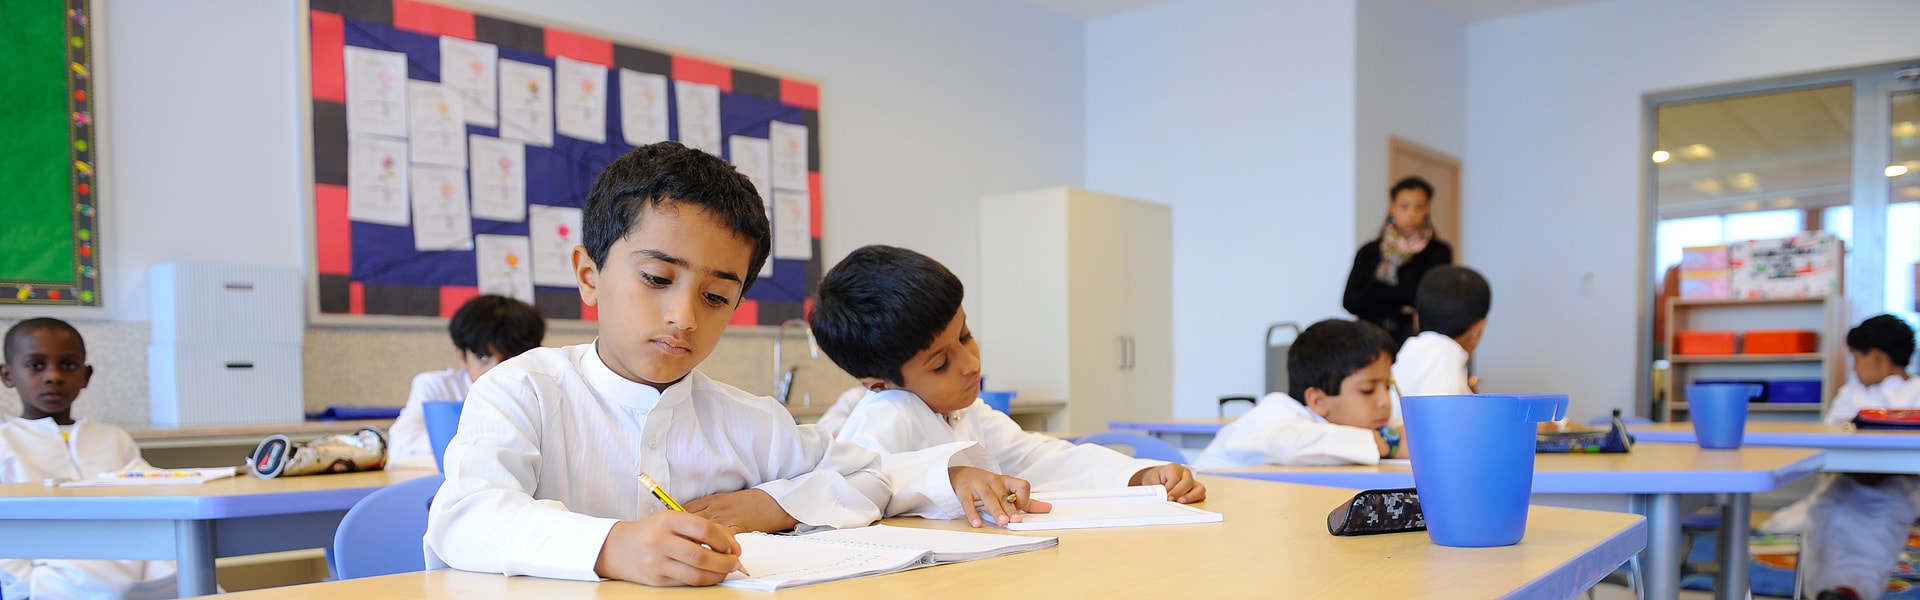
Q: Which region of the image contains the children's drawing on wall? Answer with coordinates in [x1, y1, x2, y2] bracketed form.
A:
[619, 69, 669, 146]
[475, 234, 534, 303]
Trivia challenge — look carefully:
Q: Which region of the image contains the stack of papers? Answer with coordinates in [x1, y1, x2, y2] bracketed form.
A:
[58, 467, 239, 488]
[722, 524, 1057, 591]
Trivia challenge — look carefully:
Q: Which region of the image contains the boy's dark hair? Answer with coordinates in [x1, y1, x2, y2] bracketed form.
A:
[3, 318, 85, 363]
[449, 295, 546, 359]
[1847, 314, 1917, 368]
[1415, 265, 1492, 337]
[1288, 319, 1396, 402]
[1390, 176, 1433, 202]
[810, 245, 964, 386]
[581, 141, 772, 292]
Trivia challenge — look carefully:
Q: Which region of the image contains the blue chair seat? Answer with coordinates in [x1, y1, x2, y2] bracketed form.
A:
[1074, 431, 1187, 464]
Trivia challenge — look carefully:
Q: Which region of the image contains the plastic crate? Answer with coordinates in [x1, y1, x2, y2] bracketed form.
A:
[1766, 379, 1822, 403]
[1746, 330, 1818, 354]
[1676, 330, 1736, 355]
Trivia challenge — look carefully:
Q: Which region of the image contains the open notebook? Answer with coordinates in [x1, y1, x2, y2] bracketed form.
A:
[721, 524, 1057, 591]
[1001, 484, 1223, 531]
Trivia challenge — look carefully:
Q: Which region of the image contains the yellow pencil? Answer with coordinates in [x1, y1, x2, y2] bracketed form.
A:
[638, 473, 749, 576]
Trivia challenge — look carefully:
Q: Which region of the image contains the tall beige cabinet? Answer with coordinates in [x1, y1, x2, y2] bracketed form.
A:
[978, 187, 1171, 433]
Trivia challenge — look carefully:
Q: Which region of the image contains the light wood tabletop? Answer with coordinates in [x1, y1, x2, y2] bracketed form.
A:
[216, 475, 1645, 599]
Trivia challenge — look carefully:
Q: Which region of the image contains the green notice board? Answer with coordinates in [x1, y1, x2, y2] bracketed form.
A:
[0, 0, 100, 307]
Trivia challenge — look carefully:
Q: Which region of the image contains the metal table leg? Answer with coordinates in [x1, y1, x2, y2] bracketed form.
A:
[174, 520, 218, 597]
[1716, 493, 1752, 600]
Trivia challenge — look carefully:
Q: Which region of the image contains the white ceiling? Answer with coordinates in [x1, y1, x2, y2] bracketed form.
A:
[1017, 0, 1606, 22]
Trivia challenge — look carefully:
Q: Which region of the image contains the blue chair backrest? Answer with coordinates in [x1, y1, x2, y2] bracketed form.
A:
[1075, 431, 1187, 465]
[332, 473, 445, 580]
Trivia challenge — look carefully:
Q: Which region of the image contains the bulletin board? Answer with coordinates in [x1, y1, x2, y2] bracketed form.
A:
[0, 0, 102, 308]
[305, 0, 823, 326]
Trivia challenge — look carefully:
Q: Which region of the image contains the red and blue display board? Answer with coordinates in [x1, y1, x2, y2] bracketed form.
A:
[306, 0, 822, 325]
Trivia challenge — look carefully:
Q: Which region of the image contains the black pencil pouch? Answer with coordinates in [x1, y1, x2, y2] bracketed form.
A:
[1327, 487, 1426, 536]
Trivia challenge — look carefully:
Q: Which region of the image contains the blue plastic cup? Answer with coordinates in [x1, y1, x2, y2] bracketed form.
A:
[422, 401, 465, 472]
[1403, 393, 1568, 548]
[979, 391, 1016, 414]
[1688, 383, 1761, 449]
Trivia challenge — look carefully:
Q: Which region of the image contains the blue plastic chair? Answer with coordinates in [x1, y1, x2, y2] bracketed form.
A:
[331, 474, 445, 580]
[1075, 431, 1187, 464]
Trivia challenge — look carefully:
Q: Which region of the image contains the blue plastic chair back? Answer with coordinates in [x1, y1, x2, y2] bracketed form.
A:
[331, 474, 445, 580]
[1075, 431, 1187, 464]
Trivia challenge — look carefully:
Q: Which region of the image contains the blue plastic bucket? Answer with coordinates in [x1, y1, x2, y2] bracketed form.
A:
[1403, 393, 1568, 548]
[979, 391, 1016, 414]
[1688, 383, 1762, 449]
[422, 401, 465, 472]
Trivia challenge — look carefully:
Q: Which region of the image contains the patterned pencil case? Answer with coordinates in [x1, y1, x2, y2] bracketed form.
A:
[1327, 487, 1426, 536]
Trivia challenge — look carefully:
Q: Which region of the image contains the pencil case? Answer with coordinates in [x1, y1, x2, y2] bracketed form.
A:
[1536, 412, 1636, 453]
[1327, 487, 1426, 536]
[1851, 408, 1920, 430]
[248, 427, 389, 478]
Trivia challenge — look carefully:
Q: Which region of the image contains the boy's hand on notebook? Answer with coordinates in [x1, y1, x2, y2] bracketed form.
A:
[949, 466, 1050, 527]
[594, 511, 742, 587]
[684, 488, 800, 533]
[1131, 464, 1207, 503]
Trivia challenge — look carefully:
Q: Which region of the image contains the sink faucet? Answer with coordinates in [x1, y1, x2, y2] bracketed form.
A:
[774, 318, 815, 405]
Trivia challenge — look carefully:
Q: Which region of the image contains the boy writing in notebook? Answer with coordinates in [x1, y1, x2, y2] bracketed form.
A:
[425, 143, 987, 587]
[1191, 318, 1403, 470]
[811, 245, 1206, 507]
[387, 294, 545, 462]
[1393, 265, 1490, 397]
[1, 318, 177, 599]
[1805, 314, 1920, 600]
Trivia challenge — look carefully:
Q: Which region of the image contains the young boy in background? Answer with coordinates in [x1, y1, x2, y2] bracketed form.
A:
[387, 294, 545, 462]
[425, 142, 992, 587]
[1806, 314, 1920, 600]
[1393, 265, 1491, 397]
[1191, 319, 1403, 470]
[812, 245, 1205, 516]
[0, 318, 177, 599]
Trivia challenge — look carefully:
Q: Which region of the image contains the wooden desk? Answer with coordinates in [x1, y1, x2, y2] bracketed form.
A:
[1107, 417, 1230, 449]
[0, 467, 438, 597]
[216, 475, 1644, 599]
[1632, 421, 1920, 473]
[1209, 444, 1822, 600]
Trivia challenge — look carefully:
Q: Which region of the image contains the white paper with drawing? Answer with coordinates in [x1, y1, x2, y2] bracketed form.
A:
[674, 80, 721, 155]
[407, 81, 467, 168]
[529, 205, 582, 287]
[769, 121, 809, 192]
[554, 56, 607, 143]
[347, 134, 410, 226]
[439, 37, 497, 127]
[618, 69, 669, 146]
[344, 46, 408, 137]
[497, 59, 553, 147]
[474, 234, 534, 303]
[468, 134, 525, 222]
[1001, 485, 1222, 531]
[772, 189, 812, 260]
[410, 165, 472, 251]
[722, 525, 1057, 591]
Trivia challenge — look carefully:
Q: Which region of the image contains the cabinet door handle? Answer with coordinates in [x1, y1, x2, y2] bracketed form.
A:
[1119, 336, 1129, 369]
[1124, 336, 1136, 370]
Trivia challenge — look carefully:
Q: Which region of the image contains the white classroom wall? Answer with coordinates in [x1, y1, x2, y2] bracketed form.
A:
[1464, 0, 1920, 420]
[1086, 0, 1361, 419]
[1354, 0, 1467, 248]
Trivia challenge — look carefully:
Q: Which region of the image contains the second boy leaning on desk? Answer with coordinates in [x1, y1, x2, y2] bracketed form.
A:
[811, 244, 1206, 519]
[425, 142, 1019, 588]
[1191, 318, 1405, 470]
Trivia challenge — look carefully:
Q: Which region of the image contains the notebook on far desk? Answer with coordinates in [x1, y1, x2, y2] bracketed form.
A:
[722, 524, 1058, 591]
[1002, 484, 1224, 531]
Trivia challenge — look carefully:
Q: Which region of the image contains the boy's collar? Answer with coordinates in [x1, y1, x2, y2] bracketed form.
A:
[582, 340, 695, 411]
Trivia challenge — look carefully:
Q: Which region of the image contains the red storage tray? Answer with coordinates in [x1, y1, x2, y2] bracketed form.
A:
[1746, 330, 1817, 354]
[1676, 330, 1736, 355]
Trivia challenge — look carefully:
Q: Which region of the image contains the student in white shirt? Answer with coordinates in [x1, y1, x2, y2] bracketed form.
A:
[1806, 314, 1920, 600]
[0, 318, 177, 600]
[1392, 265, 1490, 398]
[425, 143, 989, 588]
[810, 245, 1205, 522]
[1192, 319, 1403, 471]
[387, 294, 545, 462]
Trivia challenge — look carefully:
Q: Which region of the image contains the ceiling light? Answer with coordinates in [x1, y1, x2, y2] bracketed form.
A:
[1770, 197, 1796, 208]
[1888, 164, 1911, 178]
[1681, 144, 1715, 160]
[1692, 178, 1724, 194]
[1894, 121, 1919, 139]
[1739, 201, 1760, 212]
[1731, 172, 1758, 190]
[1905, 186, 1920, 199]
[1651, 150, 1671, 164]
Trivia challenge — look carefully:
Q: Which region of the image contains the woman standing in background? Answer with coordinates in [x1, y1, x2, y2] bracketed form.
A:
[1343, 176, 1454, 346]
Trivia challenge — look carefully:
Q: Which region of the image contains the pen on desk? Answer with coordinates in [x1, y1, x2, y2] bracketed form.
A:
[638, 473, 750, 576]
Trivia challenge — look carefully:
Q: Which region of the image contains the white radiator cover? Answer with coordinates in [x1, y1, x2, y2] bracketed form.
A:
[149, 262, 302, 344]
[147, 263, 305, 426]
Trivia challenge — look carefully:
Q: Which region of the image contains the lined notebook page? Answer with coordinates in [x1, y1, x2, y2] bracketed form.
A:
[805, 524, 1057, 561]
[724, 533, 925, 592]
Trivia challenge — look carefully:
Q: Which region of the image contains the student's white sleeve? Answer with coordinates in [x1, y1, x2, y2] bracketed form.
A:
[810, 386, 868, 439]
[424, 376, 615, 582]
[749, 422, 892, 530]
[1196, 418, 1380, 469]
[834, 403, 993, 520]
[974, 406, 1164, 490]
[1825, 384, 1865, 426]
[1397, 344, 1471, 397]
[387, 372, 442, 459]
[103, 427, 151, 472]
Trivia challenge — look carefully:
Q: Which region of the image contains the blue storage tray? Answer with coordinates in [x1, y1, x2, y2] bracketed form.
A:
[1765, 379, 1822, 403]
